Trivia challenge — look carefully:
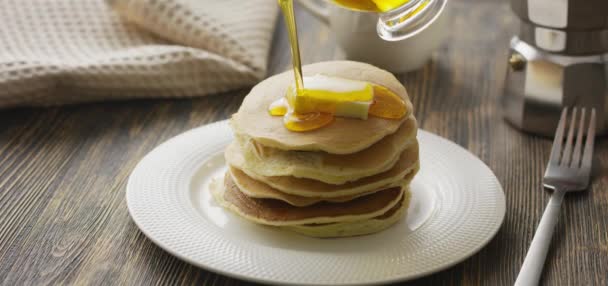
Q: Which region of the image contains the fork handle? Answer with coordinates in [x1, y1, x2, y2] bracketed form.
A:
[515, 190, 566, 286]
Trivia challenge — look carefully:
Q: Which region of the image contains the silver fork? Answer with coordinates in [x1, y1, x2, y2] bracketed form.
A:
[514, 107, 596, 286]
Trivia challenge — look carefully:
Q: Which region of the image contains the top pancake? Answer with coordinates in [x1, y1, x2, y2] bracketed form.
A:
[231, 61, 413, 154]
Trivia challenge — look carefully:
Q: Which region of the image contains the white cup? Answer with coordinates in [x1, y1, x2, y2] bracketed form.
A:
[297, 0, 449, 73]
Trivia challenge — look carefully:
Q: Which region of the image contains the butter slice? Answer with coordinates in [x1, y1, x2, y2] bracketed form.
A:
[287, 74, 374, 120]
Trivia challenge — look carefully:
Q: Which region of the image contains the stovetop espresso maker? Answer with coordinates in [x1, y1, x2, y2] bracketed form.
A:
[502, 0, 608, 136]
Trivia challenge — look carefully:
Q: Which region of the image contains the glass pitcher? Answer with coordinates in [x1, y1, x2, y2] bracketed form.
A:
[301, 0, 448, 41]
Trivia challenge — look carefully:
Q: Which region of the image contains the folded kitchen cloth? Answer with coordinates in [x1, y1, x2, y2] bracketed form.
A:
[0, 0, 278, 108]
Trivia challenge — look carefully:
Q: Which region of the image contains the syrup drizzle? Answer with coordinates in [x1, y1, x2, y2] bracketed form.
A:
[275, 0, 408, 132]
[277, 0, 304, 92]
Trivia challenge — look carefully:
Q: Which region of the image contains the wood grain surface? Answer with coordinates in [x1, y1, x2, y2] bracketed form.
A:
[1, 0, 607, 285]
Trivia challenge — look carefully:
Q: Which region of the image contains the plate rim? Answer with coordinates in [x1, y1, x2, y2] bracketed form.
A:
[126, 120, 506, 285]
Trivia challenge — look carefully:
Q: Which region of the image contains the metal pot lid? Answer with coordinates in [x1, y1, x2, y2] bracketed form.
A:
[519, 21, 608, 55]
[511, 0, 608, 30]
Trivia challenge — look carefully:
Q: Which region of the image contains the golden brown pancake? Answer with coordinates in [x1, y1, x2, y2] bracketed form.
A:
[284, 188, 411, 238]
[232, 142, 419, 198]
[211, 173, 405, 226]
[229, 167, 375, 206]
[229, 165, 416, 206]
[226, 116, 417, 185]
[231, 61, 414, 154]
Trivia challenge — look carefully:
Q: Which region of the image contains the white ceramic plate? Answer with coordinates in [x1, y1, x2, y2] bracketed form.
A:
[127, 120, 506, 285]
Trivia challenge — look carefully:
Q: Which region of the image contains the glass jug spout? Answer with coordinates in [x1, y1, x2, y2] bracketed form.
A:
[376, 0, 448, 41]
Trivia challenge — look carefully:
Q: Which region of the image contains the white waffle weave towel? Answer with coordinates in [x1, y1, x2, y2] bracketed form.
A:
[0, 0, 278, 108]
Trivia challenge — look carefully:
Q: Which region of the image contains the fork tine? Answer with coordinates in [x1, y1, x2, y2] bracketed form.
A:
[561, 107, 577, 166]
[549, 108, 568, 165]
[581, 108, 596, 171]
[570, 108, 586, 168]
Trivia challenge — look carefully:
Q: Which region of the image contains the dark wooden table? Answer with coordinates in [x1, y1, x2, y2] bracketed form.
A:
[1, 0, 607, 285]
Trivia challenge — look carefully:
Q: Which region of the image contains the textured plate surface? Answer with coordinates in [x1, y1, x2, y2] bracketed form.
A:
[126, 120, 506, 285]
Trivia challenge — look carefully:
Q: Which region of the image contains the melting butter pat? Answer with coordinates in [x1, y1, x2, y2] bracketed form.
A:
[287, 74, 374, 119]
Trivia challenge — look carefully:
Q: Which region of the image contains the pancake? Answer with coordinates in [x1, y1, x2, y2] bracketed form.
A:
[232, 142, 419, 198]
[211, 173, 404, 226]
[228, 167, 375, 206]
[231, 61, 414, 154]
[284, 188, 411, 238]
[226, 116, 417, 185]
[229, 164, 416, 206]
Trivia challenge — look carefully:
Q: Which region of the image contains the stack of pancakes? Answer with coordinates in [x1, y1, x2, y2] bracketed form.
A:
[212, 61, 419, 238]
